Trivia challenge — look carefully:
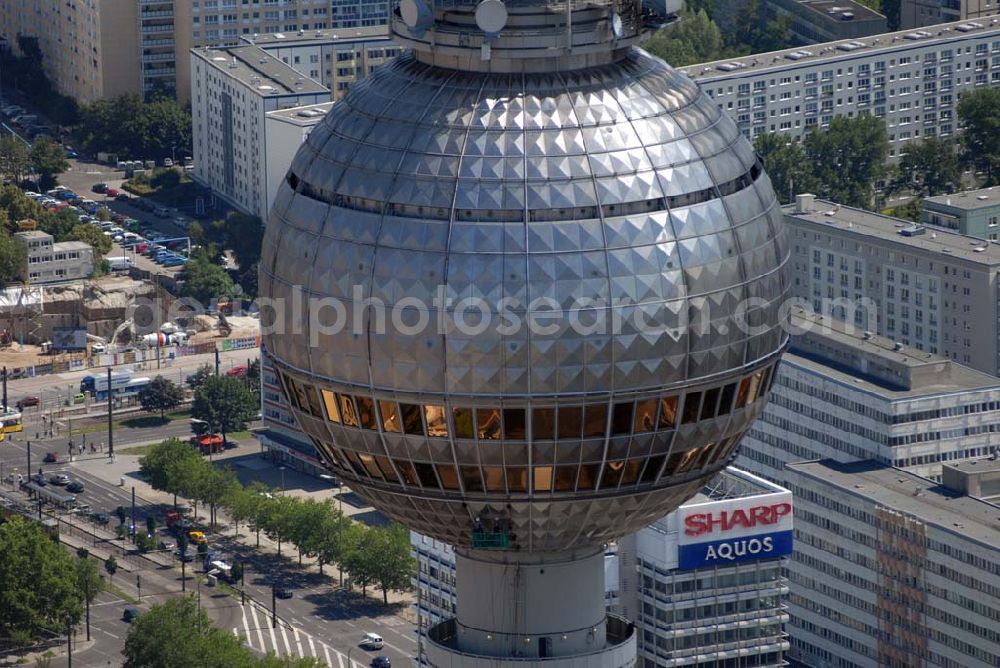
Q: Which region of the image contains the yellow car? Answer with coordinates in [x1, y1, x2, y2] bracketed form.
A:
[187, 530, 208, 545]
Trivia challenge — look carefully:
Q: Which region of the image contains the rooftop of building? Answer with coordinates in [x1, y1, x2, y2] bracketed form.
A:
[787, 459, 1000, 548]
[798, 0, 885, 23]
[193, 45, 329, 96]
[924, 185, 1000, 212]
[243, 25, 392, 47]
[679, 16, 1000, 81]
[785, 306, 1000, 398]
[687, 467, 787, 505]
[944, 455, 1000, 475]
[265, 101, 336, 126]
[14, 230, 50, 240]
[784, 196, 1000, 267]
[52, 241, 92, 252]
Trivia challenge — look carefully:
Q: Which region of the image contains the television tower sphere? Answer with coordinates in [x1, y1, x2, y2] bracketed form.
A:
[260, 0, 788, 662]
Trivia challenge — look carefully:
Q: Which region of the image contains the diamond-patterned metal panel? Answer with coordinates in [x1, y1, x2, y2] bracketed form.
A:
[261, 48, 789, 552]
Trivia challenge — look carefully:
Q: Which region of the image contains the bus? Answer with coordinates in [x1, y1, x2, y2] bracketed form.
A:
[122, 377, 151, 398]
[0, 409, 22, 434]
[80, 370, 133, 399]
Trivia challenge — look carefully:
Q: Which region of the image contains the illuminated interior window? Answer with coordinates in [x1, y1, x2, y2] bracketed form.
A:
[377, 401, 401, 433]
[554, 466, 577, 491]
[533, 466, 553, 492]
[374, 455, 399, 482]
[339, 394, 360, 427]
[576, 464, 600, 490]
[394, 459, 419, 486]
[583, 404, 607, 438]
[304, 385, 324, 417]
[503, 409, 526, 440]
[718, 383, 737, 416]
[400, 403, 424, 435]
[634, 399, 657, 433]
[532, 408, 556, 440]
[507, 467, 528, 492]
[413, 462, 440, 488]
[735, 377, 752, 408]
[746, 371, 764, 405]
[436, 465, 461, 490]
[700, 387, 720, 421]
[640, 455, 664, 484]
[558, 407, 582, 439]
[600, 460, 625, 488]
[460, 466, 484, 492]
[358, 453, 383, 479]
[452, 407, 475, 439]
[658, 396, 678, 429]
[611, 402, 633, 435]
[321, 390, 341, 423]
[620, 459, 643, 486]
[682, 392, 701, 425]
[483, 466, 505, 492]
[356, 396, 378, 430]
[424, 405, 449, 437]
[477, 408, 501, 440]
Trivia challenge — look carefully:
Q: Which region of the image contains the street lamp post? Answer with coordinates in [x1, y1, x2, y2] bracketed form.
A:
[319, 474, 343, 513]
[279, 466, 285, 494]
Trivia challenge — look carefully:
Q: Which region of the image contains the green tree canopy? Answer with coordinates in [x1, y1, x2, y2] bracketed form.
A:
[0, 137, 31, 185]
[138, 377, 185, 418]
[139, 438, 203, 499]
[803, 116, 889, 209]
[185, 364, 214, 391]
[889, 137, 961, 198]
[77, 94, 191, 161]
[366, 523, 416, 605]
[958, 87, 1000, 184]
[65, 223, 113, 258]
[191, 375, 258, 441]
[643, 10, 729, 67]
[754, 133, 820, 205]
[180, 250, 235, 304]
[0, 516, 83, 646]
[30, 138, 69, 191]
[0, 228, 27, 283]
[122, 596, 253, 668]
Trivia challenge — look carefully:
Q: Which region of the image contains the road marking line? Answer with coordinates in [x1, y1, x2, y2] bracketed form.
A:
[280, 621, 292, 655]
[268, 614, 279, 653]
[293, 626, 304, 657]
[308, 634, 316, 657]
[321, 642, 333, 668]
[241, 606, 253, 647]
[249, 603, 266, 651]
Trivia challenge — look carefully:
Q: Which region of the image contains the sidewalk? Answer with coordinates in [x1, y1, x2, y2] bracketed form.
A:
[73, 446, 417, 609]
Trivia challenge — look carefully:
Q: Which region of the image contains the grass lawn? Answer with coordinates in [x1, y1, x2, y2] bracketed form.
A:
[73, 408, 192, 436]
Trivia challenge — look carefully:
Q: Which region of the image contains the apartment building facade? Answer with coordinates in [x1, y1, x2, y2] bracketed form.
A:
[784, 195, 1000, 375]
[737, 307, 1000, 483]
[413, 467, 792, 668]
[1, 0, 388, 103]
[0, 0, 140, 103]
[190, 45, 329, 218]
[922, 184, 1000, 237]
[243, 27, 398, 99]
[901, 0, 1000, 29]
[784, 459, 1000, 667]
[679, 18, 1000, 160]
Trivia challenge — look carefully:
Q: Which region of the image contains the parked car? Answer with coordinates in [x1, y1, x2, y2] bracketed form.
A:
[371, 657, 391, 668]
[187, 530, 208, 545]
[31, 473, 47, 486]
[43, 452, 59, 463]
[89, 511, 110, 525]
[49, 473, 70, 486]
[105, 188, 120, 198]
[66, 480, 85, 493]
[175, 549, 195, 562]
[92, 183, 108, 194]
[116, 193, 130, 202]
[122, 607, 140, 623]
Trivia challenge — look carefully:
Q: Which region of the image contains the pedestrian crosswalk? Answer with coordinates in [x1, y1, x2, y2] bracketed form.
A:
[234, 601, 368, 668]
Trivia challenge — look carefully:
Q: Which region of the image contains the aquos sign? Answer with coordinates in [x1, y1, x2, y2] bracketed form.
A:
[676, 492, 793, 570]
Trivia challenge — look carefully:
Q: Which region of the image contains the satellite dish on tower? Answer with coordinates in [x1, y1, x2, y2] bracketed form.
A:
[475, 0, 508, 35]
[400, 0, 433, 34]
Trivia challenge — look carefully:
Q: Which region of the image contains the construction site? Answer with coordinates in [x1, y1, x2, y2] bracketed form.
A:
[0, 276, 259, 372]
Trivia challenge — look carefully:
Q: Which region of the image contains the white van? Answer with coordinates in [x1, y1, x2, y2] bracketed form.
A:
[360, 633, 383, 649]
[107, 256, 133, 272]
